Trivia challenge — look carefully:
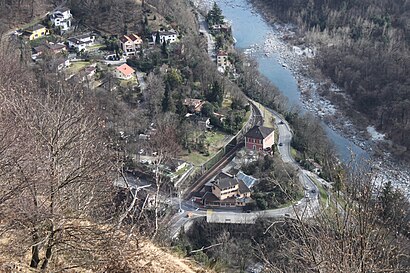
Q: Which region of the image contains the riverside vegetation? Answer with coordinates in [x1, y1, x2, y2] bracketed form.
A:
[251, 0, 410, 161]
[0, 0, 408, 272]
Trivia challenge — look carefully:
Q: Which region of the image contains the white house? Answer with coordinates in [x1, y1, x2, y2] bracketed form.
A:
[68, 33, 95, 51]
[216, 50, 231, 73]
[152, 30, 178, 44]
[119, 34, 143, 56]
[50, 7, 73, 31]
[114, 63, 135, 80]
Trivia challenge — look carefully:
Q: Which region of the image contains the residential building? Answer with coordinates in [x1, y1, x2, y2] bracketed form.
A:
[114, 63, 135, 80]
[68, 33, 95, 51]
[32, 42, 66, 60]
[24, 24, 49, 40]
[48, 58, 70, 72]
[152, 30, 178, 44]
[183, 98, 205, 113]
[50, 7, 73, 31]
[200, 174, 252, 207]
[216, 50, 231, 73]
[119, 34, 143, 56]
[244, 125, 275, 151]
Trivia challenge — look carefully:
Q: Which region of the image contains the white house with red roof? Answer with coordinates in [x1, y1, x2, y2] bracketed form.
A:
[119, 34, 143, 56]
[114, 64, 135, 80]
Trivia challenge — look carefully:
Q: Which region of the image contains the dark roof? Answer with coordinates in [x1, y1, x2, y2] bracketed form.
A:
[202, 191, 219, 202]
[48, 43, 66, 51]
[245, 125, 274, 139]
[238, 180, 251, 194]
[213, 177, 238, 190]
[215, 172, 233, 180]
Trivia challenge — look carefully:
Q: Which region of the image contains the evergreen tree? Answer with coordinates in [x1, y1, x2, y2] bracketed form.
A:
[161, 40, 168, 56]
[162, 85, 175, 112]
[176, 97, 187, 117]
[207, 80, 224, 107]
[207, 2, 224, 25]
[155, 31, 161, 45]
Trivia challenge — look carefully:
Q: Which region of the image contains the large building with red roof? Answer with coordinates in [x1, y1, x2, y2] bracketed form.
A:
[244, 125, 275, 151]
[119, 34, 143, 56]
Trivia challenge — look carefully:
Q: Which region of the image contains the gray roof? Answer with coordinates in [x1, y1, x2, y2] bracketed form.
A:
[236, 171, 258, 188]
[245, 125, 274, 139]
[238, 180, 251, 194]
[213, 177, 238, 190]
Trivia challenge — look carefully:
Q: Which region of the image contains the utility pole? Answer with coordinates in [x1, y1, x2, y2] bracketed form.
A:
[178, 190, 182, 212]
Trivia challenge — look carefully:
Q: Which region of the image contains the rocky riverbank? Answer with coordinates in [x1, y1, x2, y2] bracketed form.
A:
[192, 0, 410, 196]
[246, 15, 410, 196]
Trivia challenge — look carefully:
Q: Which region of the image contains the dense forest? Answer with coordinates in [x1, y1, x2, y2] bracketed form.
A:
[251, 0, 410, 160]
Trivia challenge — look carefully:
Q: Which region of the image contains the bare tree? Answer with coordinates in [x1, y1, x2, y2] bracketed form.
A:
[0, 74, 119, 270]
[148, 114, 181, 238]
[259, 164, 410, 273]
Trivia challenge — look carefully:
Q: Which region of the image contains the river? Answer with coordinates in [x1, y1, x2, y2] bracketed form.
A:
[212, 0, 368, 164]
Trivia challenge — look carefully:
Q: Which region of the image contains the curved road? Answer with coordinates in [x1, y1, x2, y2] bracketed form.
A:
[168, 102, 324, 238]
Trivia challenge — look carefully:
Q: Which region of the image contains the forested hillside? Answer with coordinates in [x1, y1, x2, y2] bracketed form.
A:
[251, 0, 410, 159]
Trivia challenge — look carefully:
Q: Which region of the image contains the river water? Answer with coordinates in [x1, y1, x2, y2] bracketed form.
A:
[214, 0, 368, 163]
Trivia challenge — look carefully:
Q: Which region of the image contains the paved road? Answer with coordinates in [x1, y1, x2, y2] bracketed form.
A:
[168, 104, 323, 238]
[167, 7, 327, 238]
[198, 13, 216, 60]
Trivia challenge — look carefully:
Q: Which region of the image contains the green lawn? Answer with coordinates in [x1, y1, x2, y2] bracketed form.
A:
[182, 131, 230, 166]
[86, 43, 105, 51]
[119, 77, 138, 88]
[221, 96, 232, 109]
[67, 61, 90, 75]
[174, 165, 190, 176]
[205, 131, 228, 153]
[182, 152, 210, 166]
[309, 175, 329, 207]
[291, 147, 298, 159]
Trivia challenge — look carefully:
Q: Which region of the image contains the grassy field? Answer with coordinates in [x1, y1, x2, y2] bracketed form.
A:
[309, 175, 329, 207]
[182, 131, 230, 166]
[119, 77, 138, 88]
[67, 61, 90, 75]
[221, 96, 232, 109]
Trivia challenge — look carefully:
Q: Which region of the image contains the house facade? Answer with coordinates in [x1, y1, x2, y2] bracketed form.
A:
[200, 175, 252, 208]
[119, 34, 143, 56]
[216, 50, 230, 71]
[245, 125, 275, 151]
[152, 30, 178, 44]
[114, 63, 135, 80]
[25, 24, 49, 40]
[50, 7, 72, 31]
[68, 33, 95, 51]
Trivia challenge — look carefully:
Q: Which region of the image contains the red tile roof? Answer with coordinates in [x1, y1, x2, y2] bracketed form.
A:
[119, 34, 143, 44]
[116, 64, 135, 77]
